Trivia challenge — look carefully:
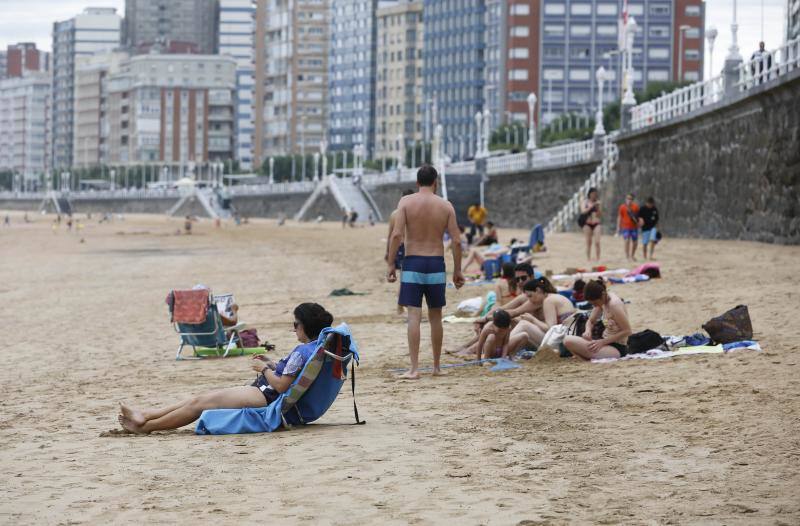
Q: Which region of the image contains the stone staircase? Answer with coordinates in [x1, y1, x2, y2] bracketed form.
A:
[546, 135, 619, 233]
[328, 176, 378, 222]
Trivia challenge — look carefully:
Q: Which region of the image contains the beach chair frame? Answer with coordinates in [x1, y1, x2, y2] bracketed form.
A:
[171, 292, 247, 360]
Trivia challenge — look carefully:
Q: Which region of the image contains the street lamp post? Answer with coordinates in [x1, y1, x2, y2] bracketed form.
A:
[319, 140, 327, 181]
[727, 0, 741, 62]
[526, 93, 537, 150]
[594, 67, 607, 136]
[269, 157, 274, 184]
[313, 152, 319, 182]
[621, 16, 639, 129]
[678, 25, 691, 82]
[397, 134, 405, 169]
[300, 116, 306, 180]
[474, 111, 484, 158]
[706, 26, 718, 78]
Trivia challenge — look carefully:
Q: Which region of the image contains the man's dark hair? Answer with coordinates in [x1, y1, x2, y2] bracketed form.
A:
[493, 309, 511, 329]
[514, 262, 534, 276]
[417, 165, 438, 187]
[402, 189, 414, 196]
[645, 196, 655, 205]
[293, 303, 334, 340]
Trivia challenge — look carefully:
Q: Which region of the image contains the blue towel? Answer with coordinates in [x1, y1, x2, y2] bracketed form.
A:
[195, 323, 358, 435]
[490, 358, 522, 372]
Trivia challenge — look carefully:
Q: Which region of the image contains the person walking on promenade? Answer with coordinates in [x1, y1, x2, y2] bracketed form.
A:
[616, 193, 640, 261]
[387, 165, 464, 379]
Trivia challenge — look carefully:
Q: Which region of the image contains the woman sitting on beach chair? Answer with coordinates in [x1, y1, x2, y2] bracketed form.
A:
[562, 280, 632, 360]
[507, 277, 577, 353]
[118, 303, 333, 434]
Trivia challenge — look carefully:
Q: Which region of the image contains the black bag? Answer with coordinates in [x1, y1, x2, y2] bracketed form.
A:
[702, 305, 753, 344]
[627, 329, 664, 354]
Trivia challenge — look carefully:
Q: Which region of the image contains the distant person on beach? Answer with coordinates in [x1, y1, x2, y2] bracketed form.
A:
[349, 210, 358, 227]
[117, 303, 332, 434]
[580, 187, 602, 261]
[341, 207, 348, 228]
[466, 202, 487, 244]
[750, 41, 772, 84]
[3, 214, 9, 226]
[386, 189, 415, 315]
[184, 215, 193, 235]
[562, 280, 632, 360]
[474, 221, 498, 246]
[617, 193, 640, 261]
[387, 165, 464, 379]
[638, 197, 659, 260]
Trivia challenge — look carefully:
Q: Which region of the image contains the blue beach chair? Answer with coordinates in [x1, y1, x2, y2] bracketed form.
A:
[195, 323, 365, 434]
[170, 289, 248, 360]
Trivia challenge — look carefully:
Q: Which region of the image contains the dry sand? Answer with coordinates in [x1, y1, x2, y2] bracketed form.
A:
[1, 211, 799, 525]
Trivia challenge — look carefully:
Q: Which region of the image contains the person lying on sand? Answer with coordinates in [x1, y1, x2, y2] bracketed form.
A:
[563, 280, 632, 360]
[117, 303, 333, 434]
[478, 309, 512, 360]
[506, 277, 577, 354]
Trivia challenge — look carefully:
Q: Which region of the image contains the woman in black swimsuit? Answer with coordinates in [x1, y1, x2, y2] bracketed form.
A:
[581, 187, 602, 261]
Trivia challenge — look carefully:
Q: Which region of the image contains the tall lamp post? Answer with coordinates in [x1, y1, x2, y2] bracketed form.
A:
[526, 92, 537, 150]
[319, 140, 327, 181]
[593, 67, 606, 137]
[678, 25, 691, 82]
[706, 26, 718, 78]
[474, 111, 484, 158]
[621, 16, 638, 129]
[268, 157, 274, 184]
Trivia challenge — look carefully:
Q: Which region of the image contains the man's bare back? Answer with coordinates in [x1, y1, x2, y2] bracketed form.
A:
[397, 192, 454, 257]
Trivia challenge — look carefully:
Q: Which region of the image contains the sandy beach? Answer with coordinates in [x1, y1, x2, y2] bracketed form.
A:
[1, 211, 799, 525]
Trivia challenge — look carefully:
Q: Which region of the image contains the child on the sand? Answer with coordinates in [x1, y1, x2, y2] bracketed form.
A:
[479, 309, 512, 360]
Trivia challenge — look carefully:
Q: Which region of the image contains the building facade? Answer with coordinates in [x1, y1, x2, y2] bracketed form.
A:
[124, 0, 219, 54]
[375, 1, 424, 160]
[105, 54, 237, 169]
[5, 43, 50, 78]
[73, 51, 129, 169]
[0, 74, 52, 183]
[254, 0, 329, 166]
[52, 7, 122, 171]
[328, 0, 379, 156]
[538, 0, 704, 122]
[423, 0, 486, 160]
[219, 0, 257, 170]
[0, 52, 7, 81]
[789, 0, 800, 41]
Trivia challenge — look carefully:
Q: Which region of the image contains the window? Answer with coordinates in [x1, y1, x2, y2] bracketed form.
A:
[684, 27, 701, 39]
[649, 25, 670, 38]
[628, 4, 644, 15]
[510, 26, 530, 37]
[571, 4, 591, 15]
[569, 68, 590, 81]
[650, 4, 670, 15]
[568, 90, 590, 104]
[648, 48, 670, 59]
[509, 47, 529, 59]
[685, 5, 701, 16]
[570, 47, 591, 58]
[684, 71, 700, 81]
[597, 3, 617, 16]
[647, 69, 669, 81]
[684, 49, 700, 61]
[543, 68, 564, 80]
[508, 69, 529, 80]
[570, 25, 591, 36]
[510, 4, 530, 15]
[596, 24, 617, 36]
[544, 46, 564, 58]
[544, 3, 565, 15]
[544, 24, 565, 36]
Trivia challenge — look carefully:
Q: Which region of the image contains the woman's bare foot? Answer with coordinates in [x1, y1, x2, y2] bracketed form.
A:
[432, 368, 447, 376]
[119, 402, 146, 427]
[396, 370, 420, 380]
[118, 415, 146, 435]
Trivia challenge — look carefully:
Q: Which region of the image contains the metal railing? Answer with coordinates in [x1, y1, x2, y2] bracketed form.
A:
[546, 135, 619, 234]
[632, 37, 799, 132]
[736, 38, 800, 90]
[227, 181, 317, 195]
[360, 168, 418, 187]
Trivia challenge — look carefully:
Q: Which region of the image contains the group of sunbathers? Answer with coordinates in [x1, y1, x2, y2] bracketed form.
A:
[454, 262, 633, 362]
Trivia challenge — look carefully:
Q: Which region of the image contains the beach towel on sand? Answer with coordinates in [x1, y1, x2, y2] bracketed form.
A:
[195, 324, 360, 435]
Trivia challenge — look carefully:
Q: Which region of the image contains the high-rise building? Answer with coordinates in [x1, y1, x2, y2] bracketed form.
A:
[5, 43, 50, 78]
[219, 0, 256, 170]
[52, 7, 122, 171]
[124, 0, 219, 55]
[105, 54, 237, 167]
[328, 0, 380, 157]
[73, 51, 129, 169]
[538, 0, 704, 122]
[375, 1, 424, 161]
[788, 0, 800, 41]
[0, 74, 52, 183]
[0, 52, 7, 80]
[423, 0, 485, 160]
[254, 0, 329, 167]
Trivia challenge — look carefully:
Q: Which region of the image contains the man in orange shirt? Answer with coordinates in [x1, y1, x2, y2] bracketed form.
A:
[616, 193, 640, 261]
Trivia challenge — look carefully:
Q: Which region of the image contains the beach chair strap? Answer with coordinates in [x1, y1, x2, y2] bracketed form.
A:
[351, 360, 366, 425]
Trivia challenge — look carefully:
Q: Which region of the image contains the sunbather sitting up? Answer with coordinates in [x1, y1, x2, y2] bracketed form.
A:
[507, 277, 577, 354]
[563, 280, 632, 360]
[474, 221, 499, 246]
[479, 310, 513, 359]
[495, 262, 520, 305]
[117, 303, 333, 434]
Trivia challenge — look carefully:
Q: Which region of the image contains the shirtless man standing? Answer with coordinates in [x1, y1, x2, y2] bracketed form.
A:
[387, 165, 464, 379]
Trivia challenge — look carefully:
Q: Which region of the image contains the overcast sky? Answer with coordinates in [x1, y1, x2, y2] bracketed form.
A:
[0, 0, 789, 78]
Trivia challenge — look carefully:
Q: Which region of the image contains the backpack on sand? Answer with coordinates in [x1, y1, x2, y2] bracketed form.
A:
[627, 329, 664, 354]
